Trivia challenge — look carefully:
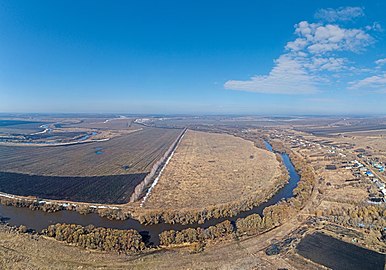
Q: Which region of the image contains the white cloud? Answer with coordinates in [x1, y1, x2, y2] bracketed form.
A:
[291, 22, 373, 54]
[305, 57, 347, 72]
[375, 58, 386, 66]
[225, 7, 380, 95]
[224, 55, 318, 94]
[366, 22, 383, 32]
[315, 7, 364, 22]
[285, 38, 308, 51]
[294, 21, 319, 39]
[348, 73, 386, 92]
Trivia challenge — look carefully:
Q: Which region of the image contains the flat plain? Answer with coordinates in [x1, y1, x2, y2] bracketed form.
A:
[0, 119, 183, 203]
[0, 127, 182, 176]
[0, 171, 147, 204]
[143, 130, 281, 209]
[0, 115, 386, 270]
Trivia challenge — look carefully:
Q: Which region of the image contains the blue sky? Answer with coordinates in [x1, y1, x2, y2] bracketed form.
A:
[1, 0, 386, 115]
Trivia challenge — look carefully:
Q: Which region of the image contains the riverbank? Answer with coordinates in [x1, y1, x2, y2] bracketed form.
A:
[0, 142, 306, 246]
[0, 135, 289, 226]
[0, 220, 300, 270]
[0, 139, 288, 220]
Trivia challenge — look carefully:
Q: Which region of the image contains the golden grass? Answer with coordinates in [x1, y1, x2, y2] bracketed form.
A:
[144, 130, 281, 209]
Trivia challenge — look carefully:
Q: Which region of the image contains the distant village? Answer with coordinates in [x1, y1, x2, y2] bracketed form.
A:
[269, 131, 386, 205]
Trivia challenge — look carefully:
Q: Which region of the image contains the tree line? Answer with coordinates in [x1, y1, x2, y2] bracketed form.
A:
[316, 204, 386, 230]
[41, 223, 145, 253]
[159, 220, 234, 246]
[0, 196, 64, 212]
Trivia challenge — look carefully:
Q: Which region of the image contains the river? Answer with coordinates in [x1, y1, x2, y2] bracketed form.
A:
[0, 141, 300, 245]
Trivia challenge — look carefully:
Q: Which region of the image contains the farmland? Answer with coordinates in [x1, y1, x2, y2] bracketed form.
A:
[63, 117, 136, 130]
[296, 232, 385, 270]
[0, 116, 183, 204]
[0, 119, 47, 135]
[143, 130, 282, 209]
[0, 127, 183, 176]
[0, 171, 147, 204]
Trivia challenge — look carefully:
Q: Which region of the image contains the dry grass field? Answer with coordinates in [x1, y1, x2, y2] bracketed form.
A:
[319, 169, 369, 205]
[344, 131, 386, 158]
[0, 223, 300, 270]
[0, 127, 182, 176]
[63, 117, 137, 130]
[144, 130, 281, 209]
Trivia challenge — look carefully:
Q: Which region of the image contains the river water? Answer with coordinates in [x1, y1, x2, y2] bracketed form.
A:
[0, 142, 300, 245]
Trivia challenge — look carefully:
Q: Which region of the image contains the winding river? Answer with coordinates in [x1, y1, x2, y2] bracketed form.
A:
[0, 141, 300, 245]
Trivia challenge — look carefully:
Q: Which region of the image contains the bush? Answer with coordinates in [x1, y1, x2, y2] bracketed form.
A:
[159, 220, 234, 246]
